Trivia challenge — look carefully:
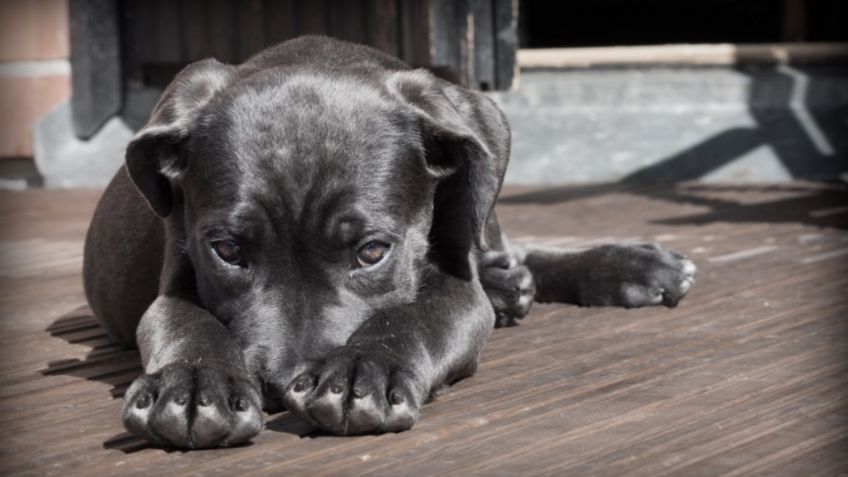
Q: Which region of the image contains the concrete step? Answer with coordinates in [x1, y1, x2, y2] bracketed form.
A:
[487, 64, 848, 183]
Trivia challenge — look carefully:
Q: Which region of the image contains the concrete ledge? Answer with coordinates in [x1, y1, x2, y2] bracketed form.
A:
[518, 43, 848, 68]
[33, 101, 130, 188]
[488, 64, 848, 184]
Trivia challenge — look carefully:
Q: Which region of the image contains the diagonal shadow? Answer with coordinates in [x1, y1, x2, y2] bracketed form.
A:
[41, 305, 142, 399]
[499, 63, 847, 229]
[498, 183, 646, 205]
[42, 305, 305, 452]
[500, 182, 848, 230]
[617, 63, 848, 185]
[644, 185, 848, 230]
[42, 305, 151, 452]
[621, 128, 765, 183]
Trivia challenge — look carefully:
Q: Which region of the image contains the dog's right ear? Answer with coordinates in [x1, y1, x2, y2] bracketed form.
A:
[385, 69, 508, 253]
[126, 59, 237, 217]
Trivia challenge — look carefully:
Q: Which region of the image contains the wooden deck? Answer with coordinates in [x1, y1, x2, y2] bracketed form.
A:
[1, 182, 846, 476]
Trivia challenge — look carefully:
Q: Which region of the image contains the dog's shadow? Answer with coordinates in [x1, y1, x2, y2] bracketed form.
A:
[41, 305, 321, 453]
[41, 305, 141, 399]
[41, 305, 152, 452]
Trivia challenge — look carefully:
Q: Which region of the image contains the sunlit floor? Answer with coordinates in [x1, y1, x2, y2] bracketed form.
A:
[1, 182, 846, 476]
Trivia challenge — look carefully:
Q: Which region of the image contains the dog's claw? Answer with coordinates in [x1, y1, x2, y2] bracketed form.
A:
[388, 389, 405, 405]
[135, 394, 150, 409]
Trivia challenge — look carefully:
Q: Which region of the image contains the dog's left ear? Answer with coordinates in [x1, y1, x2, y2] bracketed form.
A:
[126, 59, 237, 217]
[386, 69, 508, 252]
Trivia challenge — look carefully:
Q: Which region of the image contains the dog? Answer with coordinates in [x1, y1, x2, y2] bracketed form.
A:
[83, 36, 696, 448]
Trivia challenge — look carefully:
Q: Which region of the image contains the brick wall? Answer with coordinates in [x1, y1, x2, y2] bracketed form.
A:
[0, 0, 71, 158]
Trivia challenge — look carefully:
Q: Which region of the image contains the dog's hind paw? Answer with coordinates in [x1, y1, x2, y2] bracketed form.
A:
[479, 251, 536, 327]
[122, 362, 263, 449]
[282, 347, 422, 435]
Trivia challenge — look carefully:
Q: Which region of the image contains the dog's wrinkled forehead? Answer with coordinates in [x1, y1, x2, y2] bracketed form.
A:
[190, 70, 430, 223]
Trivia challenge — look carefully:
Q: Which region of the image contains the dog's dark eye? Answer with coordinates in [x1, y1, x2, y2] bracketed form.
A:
[211, 239, 243, 265]
[356, 241, 389, 267]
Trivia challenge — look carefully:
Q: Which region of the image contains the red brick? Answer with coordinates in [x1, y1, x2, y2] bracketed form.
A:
[0, 0, 69, 62]
[0, 73, 71, 157]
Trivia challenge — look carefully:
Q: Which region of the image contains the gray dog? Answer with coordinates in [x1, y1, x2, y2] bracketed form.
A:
[83, 36, 695, 449]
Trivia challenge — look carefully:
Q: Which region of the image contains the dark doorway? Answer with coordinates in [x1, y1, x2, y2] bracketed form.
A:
[519, 0, 848, 48]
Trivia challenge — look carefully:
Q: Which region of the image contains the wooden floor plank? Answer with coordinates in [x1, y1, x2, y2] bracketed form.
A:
[0, 183, 846, 476]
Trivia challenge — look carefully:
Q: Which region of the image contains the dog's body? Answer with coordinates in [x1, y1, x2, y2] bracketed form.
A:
[84, 36, 695, 448]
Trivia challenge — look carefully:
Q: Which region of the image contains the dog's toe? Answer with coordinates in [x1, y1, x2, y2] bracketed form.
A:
[681, 258, 697, 278]
[284, 349, 422, 435]
[480, 251, 536, 327]
[122, 363, 263, 449]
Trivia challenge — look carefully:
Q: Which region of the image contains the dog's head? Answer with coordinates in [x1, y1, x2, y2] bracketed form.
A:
[125, 57, 507, 405]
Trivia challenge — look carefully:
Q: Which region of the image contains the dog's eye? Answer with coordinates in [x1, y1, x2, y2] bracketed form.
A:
[211, 239, 243, 265]
[356, 241, 390, 267]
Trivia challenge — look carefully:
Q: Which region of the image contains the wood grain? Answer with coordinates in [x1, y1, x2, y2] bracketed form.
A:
[0, 183, 845, 476]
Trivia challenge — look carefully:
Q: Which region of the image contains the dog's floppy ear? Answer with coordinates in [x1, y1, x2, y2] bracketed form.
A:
[126, 59, 237, 217]
[386, 69, 508, 252]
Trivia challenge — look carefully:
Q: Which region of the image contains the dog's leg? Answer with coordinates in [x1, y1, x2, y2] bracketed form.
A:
[84, 167, 164, 347]
[281, 268, 494, 435]
[518, 243, 697, 308]
[121, 295, 263, 448]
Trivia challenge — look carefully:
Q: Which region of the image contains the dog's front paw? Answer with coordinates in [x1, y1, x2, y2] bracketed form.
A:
[479, 251, 536, 327]
[283, 348, 422, 435]
[580, 243, 696, 308]
[122, 362, 262, 448]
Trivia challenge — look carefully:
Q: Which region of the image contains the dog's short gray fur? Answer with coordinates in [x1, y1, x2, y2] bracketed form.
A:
[83, 36, 696, 448]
